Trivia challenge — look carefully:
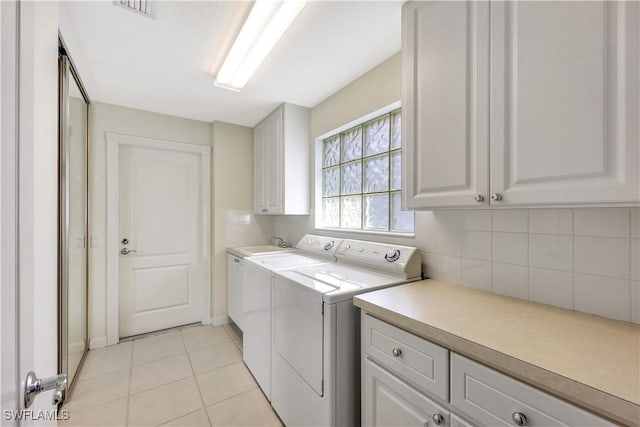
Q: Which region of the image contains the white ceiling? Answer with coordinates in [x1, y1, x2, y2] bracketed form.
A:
[59, 1, 402, 127]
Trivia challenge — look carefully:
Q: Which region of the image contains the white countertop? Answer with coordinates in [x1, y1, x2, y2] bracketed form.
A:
[354, 279, 640, 426]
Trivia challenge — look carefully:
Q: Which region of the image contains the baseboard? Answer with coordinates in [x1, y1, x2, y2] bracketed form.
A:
[89, 336, 107, 349]
[210, 316, 229, 327]
[68, 340, 86, 354]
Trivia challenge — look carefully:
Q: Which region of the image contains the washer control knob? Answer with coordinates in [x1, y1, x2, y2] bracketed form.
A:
[324, 241, 335, 251]
[385, 249, 401, 262]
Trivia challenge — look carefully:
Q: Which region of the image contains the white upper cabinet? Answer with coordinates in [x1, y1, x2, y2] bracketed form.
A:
[402, 1, 490, 209]
[403, 0, 639, 209]
[254, 103, 310, 215]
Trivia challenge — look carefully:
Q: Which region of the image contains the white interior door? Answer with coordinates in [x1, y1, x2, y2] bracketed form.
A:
[118, 142, 205, 338]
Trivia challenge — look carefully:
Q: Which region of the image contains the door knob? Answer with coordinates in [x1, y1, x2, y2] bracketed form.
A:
[120, 248, 137, 255]
[24, 371, 67, 408]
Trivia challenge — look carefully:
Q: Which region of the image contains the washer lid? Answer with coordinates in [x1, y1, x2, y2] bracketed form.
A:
[277, 264, 408, 304]
[245, 253, 330, 272]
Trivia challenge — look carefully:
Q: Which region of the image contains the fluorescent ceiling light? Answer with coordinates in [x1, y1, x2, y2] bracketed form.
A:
[214, 0, 307, 91]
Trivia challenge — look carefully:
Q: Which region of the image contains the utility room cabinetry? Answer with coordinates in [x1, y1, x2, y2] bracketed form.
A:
[253, 103, 310, 215]
[227, 254, 243, 330]
[402, 1, 640, 209]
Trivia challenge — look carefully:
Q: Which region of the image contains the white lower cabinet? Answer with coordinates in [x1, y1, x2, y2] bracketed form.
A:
[242, 264, 272, 399]
[363, 357, 450, 427]
[361, 313, 612, 427]
[227, 254, 243, 329]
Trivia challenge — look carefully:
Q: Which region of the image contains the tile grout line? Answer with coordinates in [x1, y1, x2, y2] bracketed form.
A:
[182, 327, 214, 427]
[126, 340, 134, 426]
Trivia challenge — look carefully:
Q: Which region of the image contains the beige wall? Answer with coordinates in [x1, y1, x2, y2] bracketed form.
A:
[89, 102, 275, 345]
[211, 121, 275, 323]
[89, 102, 210, 346]
[273, 52, 421, 247]
[310, 52, 401, 138]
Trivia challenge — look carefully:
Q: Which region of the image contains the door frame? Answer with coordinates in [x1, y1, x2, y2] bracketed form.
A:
[105, 132, 211, 346]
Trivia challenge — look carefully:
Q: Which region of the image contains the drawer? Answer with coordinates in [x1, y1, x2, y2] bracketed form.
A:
[450, 353, 613, 426]
[362, 314, 449, 401]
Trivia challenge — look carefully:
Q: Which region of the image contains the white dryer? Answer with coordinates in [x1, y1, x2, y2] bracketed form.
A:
[271, 239, 421, 426]
[242, 235, 343, 401]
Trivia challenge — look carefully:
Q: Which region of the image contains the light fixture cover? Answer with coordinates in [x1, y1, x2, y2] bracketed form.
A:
[215, 0, 306, 91]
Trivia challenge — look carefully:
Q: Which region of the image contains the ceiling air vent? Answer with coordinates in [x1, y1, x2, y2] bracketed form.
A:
[115, 0, 153, 18]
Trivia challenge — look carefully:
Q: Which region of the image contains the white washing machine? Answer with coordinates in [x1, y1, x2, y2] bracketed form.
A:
[271, 239, 422, 426]
[242, 235, 343, 401]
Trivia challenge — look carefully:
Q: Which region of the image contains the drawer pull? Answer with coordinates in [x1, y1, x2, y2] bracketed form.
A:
[391, 347, 402, 357]
[432, 413, 444, 425]
[512, 412, 527, 426]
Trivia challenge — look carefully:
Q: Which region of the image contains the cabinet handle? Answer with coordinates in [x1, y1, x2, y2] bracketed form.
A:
[261, 209, 268, 213]
[491, 193, 503, 201]
[473, 194, 484, 202]
[432, 413, 444, 425]
[391, 347, 402, 357]
[512, 412, 527, 426]
[233, 259, 240, 263]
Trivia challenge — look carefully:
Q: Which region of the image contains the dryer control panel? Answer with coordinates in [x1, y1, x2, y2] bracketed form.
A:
[335, 240, 421, 279]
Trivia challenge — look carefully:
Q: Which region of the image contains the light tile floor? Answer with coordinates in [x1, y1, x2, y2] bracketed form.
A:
[62, 324, 282, 427]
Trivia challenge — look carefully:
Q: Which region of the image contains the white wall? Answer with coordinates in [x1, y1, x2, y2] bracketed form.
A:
[274, 52, 640, 324]
[211, 121, 274, 324]
[89, 102, 211, 345]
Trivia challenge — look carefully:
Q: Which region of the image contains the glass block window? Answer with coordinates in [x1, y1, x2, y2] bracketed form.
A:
[320, 109, 414, 233]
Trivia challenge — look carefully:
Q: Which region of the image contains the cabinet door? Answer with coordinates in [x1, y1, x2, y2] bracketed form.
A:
[363, 357, 450, 427]
[242, 265, 272, 398]
[402, 1, 490, 208]
[253, 121, 268, 213]
[265, 106, 283, 213]
[490, 1, 640, 205]
[227, 255, 243, 329]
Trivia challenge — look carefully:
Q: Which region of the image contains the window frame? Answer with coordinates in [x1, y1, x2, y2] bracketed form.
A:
[314, 101, 415, 236]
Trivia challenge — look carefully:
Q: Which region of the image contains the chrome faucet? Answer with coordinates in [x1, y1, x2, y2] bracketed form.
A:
[272, 236, 288, 248]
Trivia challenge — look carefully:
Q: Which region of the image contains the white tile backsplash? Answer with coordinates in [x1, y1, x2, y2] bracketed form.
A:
[574, 208, 630, 238]
[436, 255, 462, 284]
[529, 268, 573, 309]
[463, 211, 492, 231]
[421, 208, 639, 324]
[631, 209, 639, 238]
[574, 236, 630, 280]
[631, 239, 639, 281]
[275, 206, 639, 323]
[573, 274, 631, 322]
[528, 209, 573, 235]
[492, 232, 528, 266]
[462, 259, 492, 291]
[529, 234, 573, 272]
[462, 231, 491, 261]
[492, 210, 528, 233]
[632, 281, 639, 323]
[492, 263, 529, 299]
